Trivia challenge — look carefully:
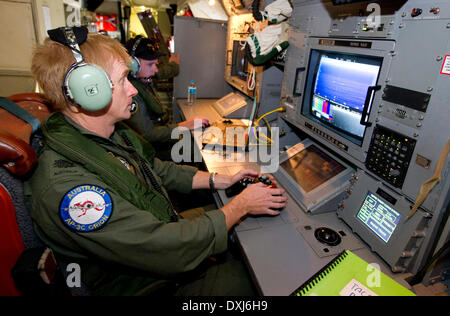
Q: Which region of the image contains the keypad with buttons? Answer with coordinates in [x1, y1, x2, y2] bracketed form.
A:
[366, 125, 416, 188]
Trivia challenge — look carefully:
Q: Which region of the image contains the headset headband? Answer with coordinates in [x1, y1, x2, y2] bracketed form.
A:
[131, 36, 144, 57]
[47, 26, 88, 60]
[47, 26, 114, 111]
[63, 28, 84, 63]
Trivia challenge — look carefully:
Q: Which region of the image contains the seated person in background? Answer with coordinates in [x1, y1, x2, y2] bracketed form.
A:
[125, 36, 209, 160]
[27, 27, 288, 296]
[156, 45, 181, 81]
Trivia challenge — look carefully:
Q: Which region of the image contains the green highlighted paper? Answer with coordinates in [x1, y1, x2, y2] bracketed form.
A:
[292, 251, 415, 296]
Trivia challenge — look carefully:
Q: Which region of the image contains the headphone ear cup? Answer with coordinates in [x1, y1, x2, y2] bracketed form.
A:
[129, 56, 141, 77]
[66, 64, 113, 111]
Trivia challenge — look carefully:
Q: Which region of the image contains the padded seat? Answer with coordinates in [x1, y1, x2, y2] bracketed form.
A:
[0, 93, 51, 296]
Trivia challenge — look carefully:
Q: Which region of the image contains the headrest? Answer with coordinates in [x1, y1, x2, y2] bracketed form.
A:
[0, 93, 51, 144]
[0, 132, 38, 176]
[0, 93, 51, 176]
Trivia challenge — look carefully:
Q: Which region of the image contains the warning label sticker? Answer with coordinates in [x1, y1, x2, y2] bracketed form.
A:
[440, 55, 450, 75]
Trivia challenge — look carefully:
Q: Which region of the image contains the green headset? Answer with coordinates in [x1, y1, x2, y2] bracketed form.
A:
[49, 26, 113, 112]
[129, 36, 144, 78]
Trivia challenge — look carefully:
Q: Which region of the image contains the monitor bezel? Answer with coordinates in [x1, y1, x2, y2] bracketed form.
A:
[301, 49, 384, 147]
[336, 170, 427, 270]
[275, 139, 354, 213]
[291, 38, 395, 164]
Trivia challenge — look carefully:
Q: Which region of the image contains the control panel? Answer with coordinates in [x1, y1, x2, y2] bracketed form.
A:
[279, 0, 450, 278]
[366, 125, 416, 189]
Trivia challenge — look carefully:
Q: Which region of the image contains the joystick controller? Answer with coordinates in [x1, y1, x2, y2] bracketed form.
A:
[225, 175, 277, 198]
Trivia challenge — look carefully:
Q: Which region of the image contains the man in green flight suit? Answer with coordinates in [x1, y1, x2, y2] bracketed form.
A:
[125, 36, 209, 160]
[27, 27, 288, 296]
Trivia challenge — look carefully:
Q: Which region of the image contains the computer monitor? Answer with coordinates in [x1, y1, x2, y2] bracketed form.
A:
[280, 144, 347, 194]
[213, 92, 248, 117]
[275, 139, 354, 214]
[302, 50, 383, 146]
[356, 192, 402, 243]
[231, 40, 249, 81]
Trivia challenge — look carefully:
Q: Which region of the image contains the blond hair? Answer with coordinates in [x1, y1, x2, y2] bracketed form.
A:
[32, 34, 131, 112]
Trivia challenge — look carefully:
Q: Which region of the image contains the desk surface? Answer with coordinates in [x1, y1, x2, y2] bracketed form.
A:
[178, 99, 222, 123]
[176, 98, 406, 296]
[178, 99, 258, 171]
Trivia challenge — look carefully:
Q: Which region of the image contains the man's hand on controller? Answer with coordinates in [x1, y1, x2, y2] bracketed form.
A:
[239, 183, 287, 215]
[227, 170, 278, 189]
[220, 170, 288, 230]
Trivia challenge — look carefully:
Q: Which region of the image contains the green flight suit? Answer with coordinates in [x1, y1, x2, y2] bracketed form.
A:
[126, 77, 179, 161]
[25, 112, 255, 296]
[126, 77, 177, 144]
[156, 61, 180, 81]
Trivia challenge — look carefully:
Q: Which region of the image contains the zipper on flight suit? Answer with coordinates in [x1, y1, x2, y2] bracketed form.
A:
[120, 133, 180, 222]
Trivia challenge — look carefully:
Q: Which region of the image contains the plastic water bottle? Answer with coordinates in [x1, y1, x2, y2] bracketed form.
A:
[187, 80, 197, 105]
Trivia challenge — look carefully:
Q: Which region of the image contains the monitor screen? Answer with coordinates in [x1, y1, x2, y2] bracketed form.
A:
[280, 144, 347, 193]
[231, 40, 249, 81]
[357, 192, 402, 243]
[302, 50, 383, 146]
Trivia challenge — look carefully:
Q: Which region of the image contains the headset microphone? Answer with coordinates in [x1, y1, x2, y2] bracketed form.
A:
[130, 100, 137, 113]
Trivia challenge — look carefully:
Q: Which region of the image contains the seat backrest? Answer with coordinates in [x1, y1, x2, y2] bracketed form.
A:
[0, 93, 51, 296]
[0, 182, 25, 296]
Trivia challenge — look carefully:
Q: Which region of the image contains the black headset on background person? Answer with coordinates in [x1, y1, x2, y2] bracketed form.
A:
[47, 26, 114, 112]
[129, 35, 145, 78]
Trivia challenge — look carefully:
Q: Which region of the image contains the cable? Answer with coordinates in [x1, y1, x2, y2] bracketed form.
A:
[251, 107, 285, 145]
[248, 67, 256, 91]
[257, 117, 273, 145]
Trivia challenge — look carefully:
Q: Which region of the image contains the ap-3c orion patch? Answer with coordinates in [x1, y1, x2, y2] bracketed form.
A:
[60, 185, 113, 232]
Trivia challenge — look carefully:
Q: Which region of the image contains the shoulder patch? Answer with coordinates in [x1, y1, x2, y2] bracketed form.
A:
[60, 185, 113, 233]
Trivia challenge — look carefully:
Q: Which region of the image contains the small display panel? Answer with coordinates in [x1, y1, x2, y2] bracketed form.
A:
[231, 41, 249, 81]
[357, 192, 402, 243]
[280, 145, 346, 193]
[302, 50, 383, 146]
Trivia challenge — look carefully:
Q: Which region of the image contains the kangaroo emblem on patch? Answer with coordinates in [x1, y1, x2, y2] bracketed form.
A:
[60, 185, 113, 232]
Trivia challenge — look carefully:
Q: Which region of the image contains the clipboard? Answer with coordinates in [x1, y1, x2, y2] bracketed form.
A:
[291, 250, 416, 296]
